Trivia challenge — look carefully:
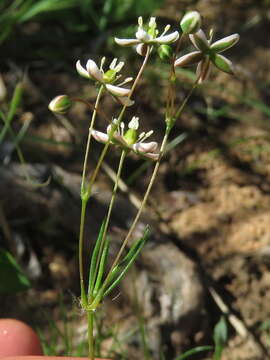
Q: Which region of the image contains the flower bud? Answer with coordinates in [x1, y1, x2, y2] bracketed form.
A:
[180, 11, 201, 34]
[158, 45, 173, 60]
[48, 95, 72, 114]
[124, 117, 139, 145]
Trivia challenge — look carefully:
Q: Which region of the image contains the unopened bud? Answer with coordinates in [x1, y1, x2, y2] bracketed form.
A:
[158, 45, 173, 61]
[180, 11, 201, 34]
[48, 95, 72, 114]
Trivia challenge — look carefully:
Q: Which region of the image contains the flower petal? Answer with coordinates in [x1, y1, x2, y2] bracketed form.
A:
[196, 58, 211, 83]
[106, 84, 130, 97]
[114, 37, 140, 46]
[117, 96, 134, 107]
[210, 53, 235, 74]
[76, 60, 91, 79]
[174, 51, 203, 67]
[86, 60, 103, 82]
[189, 29, 209, 52]
[153, 31, 179, 44]
[210, 33, 240, 53]
[91, 129, 109, 144]
[133, 141, 158, 153]
[136, 43, 149, 56]
[143, 152, 160, 161]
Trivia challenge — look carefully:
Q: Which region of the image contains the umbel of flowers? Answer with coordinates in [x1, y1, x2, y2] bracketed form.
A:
[48, 10, 240, 360]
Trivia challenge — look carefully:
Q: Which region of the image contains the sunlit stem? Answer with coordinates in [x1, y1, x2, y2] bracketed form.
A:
[174, 77, 199, 120]
[166, 33, 184, 118]
[87, 310, 95, 360]
[81, 85, 105, 196]
[88, 149, 127, 305]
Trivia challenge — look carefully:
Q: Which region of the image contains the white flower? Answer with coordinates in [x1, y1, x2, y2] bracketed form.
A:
[76, 57, 134, 106]
[91, 117, 159, 160]
[115, 17, 179, 55]
[174, 29, 239, 82]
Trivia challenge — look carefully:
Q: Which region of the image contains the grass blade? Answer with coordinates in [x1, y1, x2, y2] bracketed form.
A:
[174, 345, 213, 360]
[103, 226, 150, 297]
[88, 220, 106, 296]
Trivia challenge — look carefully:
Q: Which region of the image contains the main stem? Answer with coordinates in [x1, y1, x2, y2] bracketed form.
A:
[87, 310, 95, 360]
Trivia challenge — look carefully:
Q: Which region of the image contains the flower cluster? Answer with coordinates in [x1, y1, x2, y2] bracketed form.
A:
[115, 17, 179, 56]
[76, 57, 134, 106]
[91, 117, 159, 161]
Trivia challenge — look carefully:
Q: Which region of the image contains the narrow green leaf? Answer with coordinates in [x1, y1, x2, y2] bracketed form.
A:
[103, 226, 150, 297]
[0, 249, 31, 294]
[213, 316, 228, 360]
[93, 236, 110, 296]
[88, 221, 106, 295]
[0, 82, 23, 144]
[174, 345, 213, 360]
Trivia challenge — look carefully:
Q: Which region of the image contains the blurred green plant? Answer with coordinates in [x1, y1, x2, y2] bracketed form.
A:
[0, 0, 165, 45]
[213, 316, 228, 360]
[0, 248, 31, 294]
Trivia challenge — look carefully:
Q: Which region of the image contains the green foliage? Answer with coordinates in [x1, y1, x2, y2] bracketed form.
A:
[0, 248, 31, 294]
[213, 316, 228, 360]
[0, 0, 165, 44]
[175, 345, 213, 360]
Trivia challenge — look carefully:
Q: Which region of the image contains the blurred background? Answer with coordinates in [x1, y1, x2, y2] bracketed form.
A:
[1, 0, 270, 359]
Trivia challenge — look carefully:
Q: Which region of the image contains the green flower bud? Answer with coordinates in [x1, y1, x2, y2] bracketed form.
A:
[124, 128, 138, 145]
[48, 95, 72, 114]
[103, 69, 116, 83]
[158, 44, 173, 60]
[124, 117, 139, 145]
[180, 11, 201, 34]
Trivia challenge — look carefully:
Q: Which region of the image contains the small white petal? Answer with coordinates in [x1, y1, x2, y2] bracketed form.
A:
[110, 58, 117, 69]
[174, 51, 203, 67]
[128, 116, 139, 130]
[86, 60, 103, 82]
[143, 152, 160, 161]
[106, 84, 130, 97]
[114, 37, 140, 46]
[91, 129, 109, 143]
[153, 31, 179, 44]
[189, 29, 209, 51]
[134, 141, 158, 153]
[210, 33, 240, 53]
[76, 60, 90, 79]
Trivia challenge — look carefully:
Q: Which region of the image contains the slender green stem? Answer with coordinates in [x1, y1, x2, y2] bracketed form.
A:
[174, 77, 199, 120]
[81, 85, 104, 196]
[87, 310, 95, 360]
[79, 198, 88, 307]
[88, 150, 127, 305]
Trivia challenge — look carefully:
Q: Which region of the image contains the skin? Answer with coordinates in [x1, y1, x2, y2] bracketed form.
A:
[0, 319, 108, 360]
